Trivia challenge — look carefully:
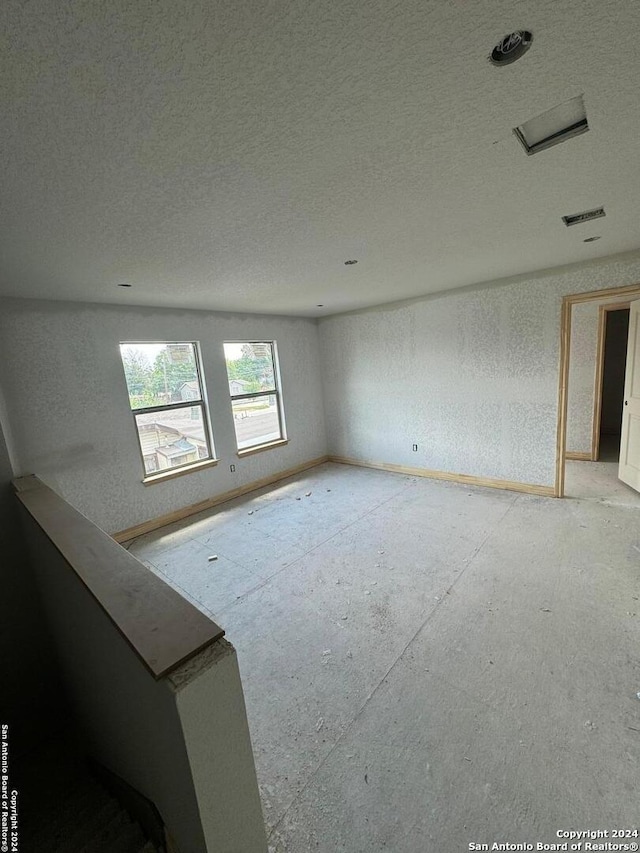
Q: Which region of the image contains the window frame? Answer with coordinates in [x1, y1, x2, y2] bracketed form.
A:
[224, 340, 287, 455]
[119, 340, 217, 483]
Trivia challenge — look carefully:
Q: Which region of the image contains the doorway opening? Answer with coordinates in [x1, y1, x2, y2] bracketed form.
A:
[561, 292, 640, 506]
[594, 307, 629, 464]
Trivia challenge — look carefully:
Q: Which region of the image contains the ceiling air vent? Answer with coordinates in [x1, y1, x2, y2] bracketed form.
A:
[514, 95, 588, 155]
[562, 207, 606, 227]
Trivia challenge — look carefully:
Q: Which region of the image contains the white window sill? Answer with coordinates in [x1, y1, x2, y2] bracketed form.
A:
[142, 458, 219, 486]
[236, 439, 289, 458]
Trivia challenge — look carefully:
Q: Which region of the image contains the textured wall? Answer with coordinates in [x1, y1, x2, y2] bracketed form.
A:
[21, 514, 210, 853]
[566, 302, 599, 455]
[0, 299, 326, 533]
[0, 402, 65, 748]
[319, 251, 640, 488]
[174, 642, 267, 852]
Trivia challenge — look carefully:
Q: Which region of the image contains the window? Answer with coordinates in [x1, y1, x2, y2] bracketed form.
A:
[223, 341, 286, 453]
[119, 342, 215, 479]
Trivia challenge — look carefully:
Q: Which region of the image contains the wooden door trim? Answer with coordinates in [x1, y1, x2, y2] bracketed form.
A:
[556, 283, 640, 497]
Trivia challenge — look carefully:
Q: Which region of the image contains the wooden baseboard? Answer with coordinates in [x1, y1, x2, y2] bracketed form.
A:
[113, 455, 329, 542]
[565, 451, 593, 461]
[114, 451, 557, 542]
[328, 455, 556, 497]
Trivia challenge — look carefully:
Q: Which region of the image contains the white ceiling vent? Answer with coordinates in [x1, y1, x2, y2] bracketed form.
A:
[514, 95, 588, 155]
[562, 207, 606, 227]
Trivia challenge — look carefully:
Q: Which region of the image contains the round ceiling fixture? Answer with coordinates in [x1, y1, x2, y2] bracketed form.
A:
[117, 282, 132, 287]
[344, 259, 358, 266]
[489, 31, 533, 66]
[583, 236, 601, 243]
[317, 304, 324, 307]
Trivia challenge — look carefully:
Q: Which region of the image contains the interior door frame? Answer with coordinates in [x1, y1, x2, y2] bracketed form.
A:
[555, 283, 640, 498]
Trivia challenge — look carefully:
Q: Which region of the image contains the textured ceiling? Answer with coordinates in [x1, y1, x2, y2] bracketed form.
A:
[2, 0, 640, 317]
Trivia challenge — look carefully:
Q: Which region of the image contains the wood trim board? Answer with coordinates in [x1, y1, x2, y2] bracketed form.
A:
[565, 283, 640, 305]
[565, 451, 592, 461]
[555, 297, 571, 497]
[328, 455, 555, 497]
[556, 283, 640, 496]
[114, 455, 330, 542]
[115, 453, 555, 553]
[590, 304, 608, 462]
[13, 475, 224, 680]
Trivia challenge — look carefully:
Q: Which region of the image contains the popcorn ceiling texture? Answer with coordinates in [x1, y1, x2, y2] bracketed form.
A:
[2, 1, 640, 316]
[319, 251, 640, 488]
[0, 299, 327, 533]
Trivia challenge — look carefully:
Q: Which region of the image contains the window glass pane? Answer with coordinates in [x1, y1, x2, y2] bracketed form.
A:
[120, 343, 201, 410]
[134, 406, 210, 475]
[231, 395, 281, 450]
[224, 342, 275, 394]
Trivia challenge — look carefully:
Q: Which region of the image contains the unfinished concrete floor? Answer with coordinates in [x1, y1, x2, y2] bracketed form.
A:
[565, 434, 640, 508]
[129, 462, 640, 852]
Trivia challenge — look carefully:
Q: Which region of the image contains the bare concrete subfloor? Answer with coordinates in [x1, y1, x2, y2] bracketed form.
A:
[129, 462, 640, 852]
[565, 434, 640, 508]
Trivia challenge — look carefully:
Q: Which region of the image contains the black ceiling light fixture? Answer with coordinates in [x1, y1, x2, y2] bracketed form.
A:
[583, 236, 602, 243]
[117, 282, 132, 288]
[489, 30, 533, 66]
[344, 259, 358, 266]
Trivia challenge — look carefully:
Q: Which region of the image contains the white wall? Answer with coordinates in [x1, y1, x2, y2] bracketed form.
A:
[21, 508, 266, 852]
[0, 386, 64, 749]
[0, 299, 326, 533]
[319, 250, 640, 489]
[566, 302, 599, 455]
[171, 641, 267, 853]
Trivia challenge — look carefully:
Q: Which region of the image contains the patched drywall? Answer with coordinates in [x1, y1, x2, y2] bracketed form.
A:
[0, 299, 326, 533]
[319, 251, 640, 489]
[566, 302, 599, 455]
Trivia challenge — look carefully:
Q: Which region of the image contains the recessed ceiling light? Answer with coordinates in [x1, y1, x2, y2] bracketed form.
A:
[117, 282, 132, 288]
[583, 236, 601, 242]
[344, 260, 358, 266]
[514, 95, 589, 156]
[489, 31, 533, 66]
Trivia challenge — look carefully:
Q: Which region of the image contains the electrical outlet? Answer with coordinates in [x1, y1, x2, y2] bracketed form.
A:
[230, 464, 236, 472]
[412, 444, 418, 452]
